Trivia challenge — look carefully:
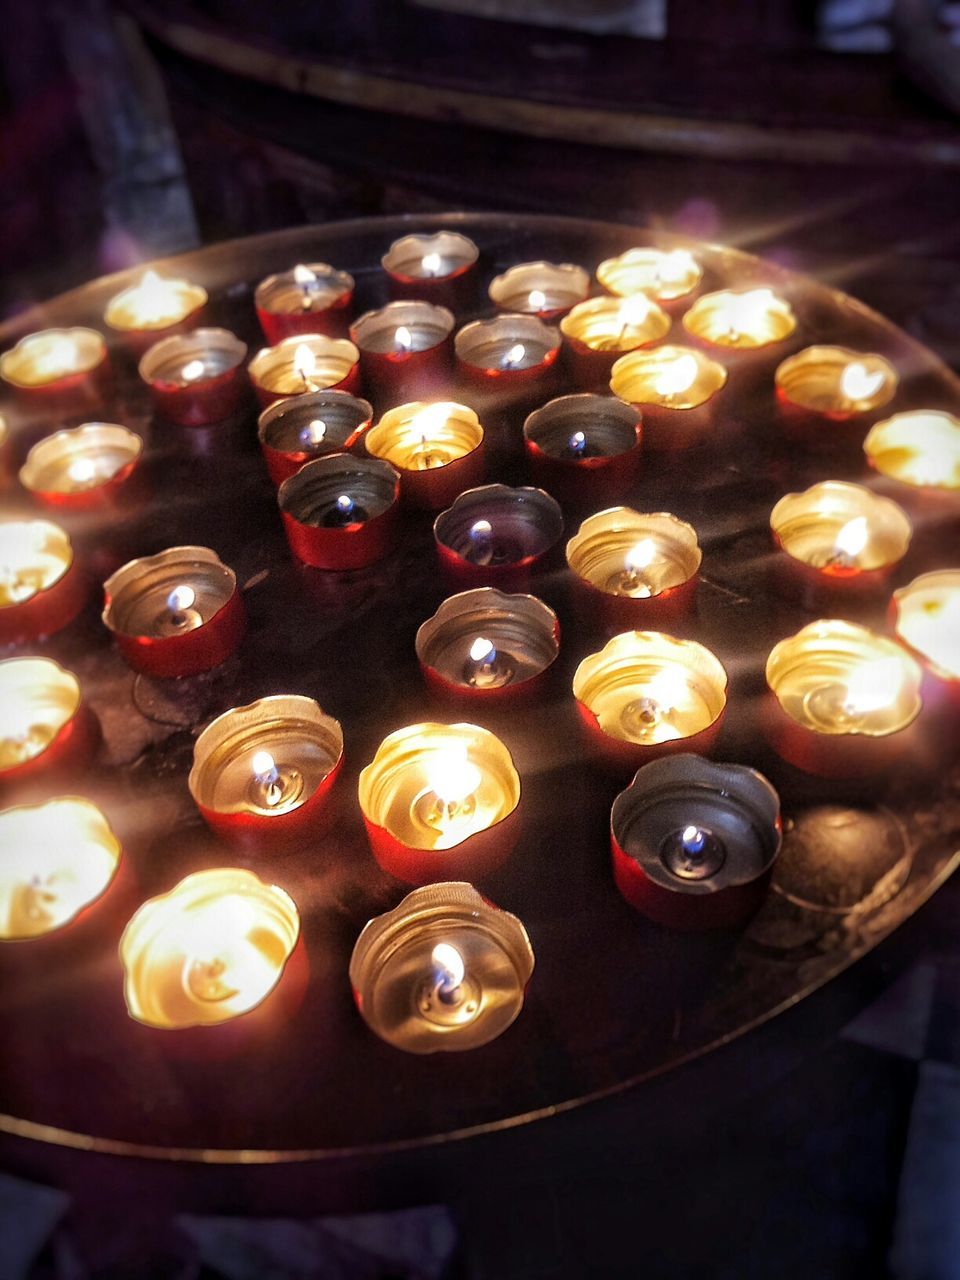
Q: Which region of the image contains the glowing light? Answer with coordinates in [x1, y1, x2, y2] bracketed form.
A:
[180, 358, 205, 383]
[426, 743, 482, 808]
[422, 252, 442, 276]
[251, 750, 278, 783]
[654, 353, 699, 398]
[568, 430, 587, 455]
[724, 289, 775, 338]
[294, 344, 316, 384]
[300, 419, 327, 447]
[431, 941, 465, 991]
[502, 343, 526, 368]
[528, 289, 547, 311]
[335, 494, 354, 515]
[411, 403, 452, 438]
[841, 361, 885, 403]
[643, 664, 692, 713]
[843, 657, 904, 716]
[617, 294, 653, 329]
[470, 519, 493, 540]
[469, 636, 496, 664]
[834, 516, 869, 562]
[395, 325, 414, 353]
[293, 264, 317, 287]
[625, 539, 656, 574]
[68, 457, 96, 485]
[166, 584, 196, 613]
[656, 250, 697, 285]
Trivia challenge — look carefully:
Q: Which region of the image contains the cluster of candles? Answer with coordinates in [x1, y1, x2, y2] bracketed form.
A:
[1, 226, 958, 1057]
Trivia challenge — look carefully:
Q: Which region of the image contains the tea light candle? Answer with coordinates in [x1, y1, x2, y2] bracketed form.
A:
[139, 327, 248, 426]
[364, 401, 484, 510]
[597, 247, 702, 304]
[19, 423, 142, 509]
[523, 393, 642, 506]
[0, 519, 86, 645]
[350, 301, 454, 402]
[433, 483, 564, 589]
[248, 334, 361, 408]
[189, 695, 343, 845]
[770, 481, 912, 604]
[764, 619, 924, 776]
[488, 261, 590, 319]
[610, 344, 727, 451]
[682, 288, 796, 352]
[257, 390, 373, 487]
[254, 262, 354, 343]
[891, 570, 960, 699]
[775, 346, 897, 429]
[610, 754, 781, 930]
[0, 327, 108, 406]
[0, 657, 94, 787]
[358, 722, 521, 884]
[573, 631, 727, 771]
[0, 797, 121, 940]
[120, 867, 300, 1029]
[382, 231, 479, 307]
[349, 881, 534, 1053]
[416, 588, 559, 703]
[277, 453, 400, 570]
[104, 270, 207, 351]
[566, 508, 702, 631]
[102, 545, 244, 678]
[560, 294, 671, 388]
[863, 410, 960, 492]
[455, 315, 561, 384]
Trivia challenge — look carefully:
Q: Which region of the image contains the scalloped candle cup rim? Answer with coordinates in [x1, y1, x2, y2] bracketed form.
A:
[382, 231, 479, 278]
[102, 545, 237, 638]
[769, 481, 912, 571]
[139, 328, 247, 384]
[0, 328, 107, 387]
[0, 520, 74, 608]
[19, 423, 143, 495]
[104, 276, 208, 331]
[891, 570, 960, 681]
[0, 656, 82, 775]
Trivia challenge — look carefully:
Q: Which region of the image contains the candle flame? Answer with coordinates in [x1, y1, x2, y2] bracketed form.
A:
[569, 430, 586, 452]
[181, 358, 205, 383]
[431, 941, 465, 990]
[656, 249, 696, 285]
[840, 361, 885, 403]
[654, 353, 699, 398]
[251, 750, 278, 783]
[426, 742, 482, 808]
[469, 636, 496, 663]
[644, 664, 691, 712]
[395, 325, 413, 353]
[301, 419, 327, 447]
[528, 289, 547, 311]
[411, 403, 452, 439]
[470, 519, 492, 540]
[422, 252, 442, 276]
[617, 294, 653, 329]
[293, 264, 317, 286]
[682, 823, 704, 846]
[725, 289, 775, 337]
[625, 538, 656, 574]
[294, 344, 316, 381]
[68, 457, 96, 485]
[834, 515, 869, 560]
[335, 494, 354, 514]
[843, 657, 904, 716]
[503, 343, 526, 367]
[166, 584, 195, 613]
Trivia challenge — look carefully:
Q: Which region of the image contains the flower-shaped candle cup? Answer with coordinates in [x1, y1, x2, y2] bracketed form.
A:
[104, 270, 207, 354]
[523, 394, 642, 506]
[19, 423, 142, 510]
[775, 346, 897, 440]
[277, 453, 400, 570]
[416, 589, 559, 704]
[0, 520, 86, 645]
[349, 881, 534, 1053]
[573, 631, 727, 772]
[560, 294, 671, 388]
[0, 328, 109, 410]
[350, 301, 455, 403]
[863, 410, 960, 494]
[0, 797, 121, 941]
[488, 261, 590, 320]
[566, 508, 701, 632]
[248, 334, 360, 408]
[358, 722, 521, 885]
[770, 481, 912, 607]
[455, 315, 561, 386]
[102, 545, 244, 678]
[189, 695, 344, 846]
[682, 287, 797, 363]
[120, 868, 301, 1030]
[610, 754, 781, 930]
[382, 231, 480, 308]
[597, 247, 703, 305]
[364, 401, 484, 510]
[139, 328, 247, 426]
[764, 619, 924, 777]
[891, 570, 960, 706]
[0, 658, 96, 788]
[257, 390, 373, 487]
[433, 484, 564, 590]
[254, 263, 354, 343]
[610, 344, 727, 451]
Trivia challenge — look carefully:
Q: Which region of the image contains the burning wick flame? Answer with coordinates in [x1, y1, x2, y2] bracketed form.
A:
[842, 657, 903, 717]
[528, 289, 547, 311]
[431, 941, 465, 995]
[626, 539, 656, 574]
[617, 294, 653, 330]
[469, 636, 496, 665]
[421, 252, 442, 276]
[568, 430, 587, 455]
[426, 742, 482, 811]
[470, 519, 492, 544]
[180, 358, 205, 383]
[335, 494, 355, 517]
[724, 289, 774, 339]
[840, 361, 886, 403]
[502, 343, 526, 369]
[394, 325, 413, 353]
[68, 458, 96, 485]
[300, 419, 327, 448]
[251, 749, 284, 807]
[180, 896, 276, 1008]
[411, 403, 451, 438]
[833, 516, 869, 563]
[654, 353, 699, 399]
[166, 584, 196, 614]
[293, 264, 317, 287]
[656, 250, 696, 286]
[294, 344, 317, 387]
[681, 824, 706, 853]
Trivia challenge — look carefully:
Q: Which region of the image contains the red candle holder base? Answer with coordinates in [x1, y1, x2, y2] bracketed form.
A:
[761, 690, 916, 779]
[363, 804, 522, 886]
[197, 760, 342, 849]
[569, 573, 699, 636]
[113, 591, 246, 679]
[611, 840, 773, 930]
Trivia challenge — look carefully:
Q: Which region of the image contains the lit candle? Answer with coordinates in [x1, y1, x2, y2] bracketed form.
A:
[433, 483, 564, 588]
[19, 423, 142, 508]
[104, 269, 207, 349]
[358, 722, 521, 884]
[364, 401, 485, 509]
[139, 327, 248, 426]
[488, 261, 590, 318]
[560, 294, 671, 389]
[573, 631, 727, 769]
[0, 327, 108, 399]
[597, 247, 702, 303]
[350, 300, 454, 400]
[381, 231, 479, 305]
[349, 881, 534, 1053]
[248, 333, 361, 407]
[610, 344, 727, 450]
[682, 288, 796, 351]
[254, 262, 354, 342]
[119, 868, 300, 1029]
[0, 657, 90, 784]
[863, 410, 960, 492]
[0, 519, 85, 645]
[277, 453, 401, 569]
[523, 393, 643, 506]
[891, 570, 960, 695]
[455, 315, 561, 383]
[0, 798, 120, 940]
[775, 345, 898, 430]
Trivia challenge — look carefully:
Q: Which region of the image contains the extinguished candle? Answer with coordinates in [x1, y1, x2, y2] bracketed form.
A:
[105, 270, 207, 334]
[597, 247, 702, 302]
[682, 288, 796, 350]
[863, 410, 960, 491]
[775, 345, 898, 417]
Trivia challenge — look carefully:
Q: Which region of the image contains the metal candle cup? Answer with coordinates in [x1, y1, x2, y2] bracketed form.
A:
[0, 658, 93, 788]
[523, 394, 642, 506]
[433, 484, 564, 589]
[358, 722, 521, 885]
[278, 453, 400, 570]
[863, 410, 960, 493]
[682, 288, 797, 354]
[19, 423, 142, 510]
[382, 231, 479, 308]
[560, 294, 671, 389]
[0, 797, 121, 941]
[139, 328, 247, 426]
[769, 481, 912, 607]
[610, 344, 727, 451]
[257, 390, 373, 487]
[120, 867, 300, 1030]
[891, 570, 960, 705]
[573, 631, 727, 772]
[350, 301, 454, 403]
[364, 401, 484, 510]
[416, 588, 560, 704]
[102, 545, 244, 678]
[597, 247, 702, 305]
[248, 334, 360, 408]
[189, 695, 343, 846]
[349, 881, 534, 1054]
[764, 619, 924, 777]
[455, 315, 561, 386]
[0, 327, 109, 410]
[610, 754, 781, 930]
[566, 508, 701, 631]
[254, 262, 354, 343]
[775, 346, 897, 439]
[488, 261, 590, 320]
[0, 520, 86, 645]
[104, 271, 207, 354]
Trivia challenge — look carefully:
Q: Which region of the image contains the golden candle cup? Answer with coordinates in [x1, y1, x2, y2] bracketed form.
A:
[248, 334, 360, 401]
[19, 423, 142, 503]
[0, 327, 107, 390]
[597, 247, 702, 302]
[0, 657, 81, 776]
[364, 401, 484, 509]
[682, 288, 796, 350]
[775, 345, 897, 418]
[891, 570, 960, 685]
[104, 271, 207, 334]
[488, 261, 590, 317]
[863, 410, 960, 491]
